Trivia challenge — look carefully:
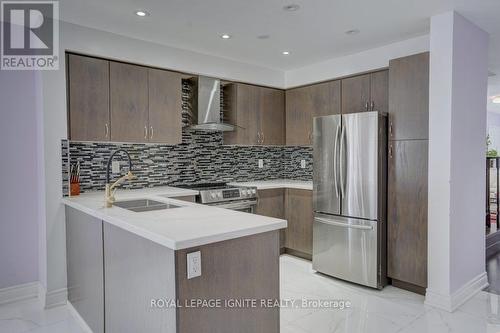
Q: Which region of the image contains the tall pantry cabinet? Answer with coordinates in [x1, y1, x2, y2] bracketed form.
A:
[387, 52, 430, 294]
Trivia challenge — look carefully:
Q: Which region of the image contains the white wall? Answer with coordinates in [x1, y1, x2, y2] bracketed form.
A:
[0, 70, 41, 289]
[426, 11, 489, 311]
[285, 35, 430, 88]
[488, 112, 500, 152]
[63, 22, 285, 88]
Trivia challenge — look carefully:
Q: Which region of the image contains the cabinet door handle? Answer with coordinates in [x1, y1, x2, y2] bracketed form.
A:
[144, 126, 148, 140]
[150, 126, 154, 140]
[370, 101, 375, 111]
[104, 123, 109, 138]
[365, 102, 369, 111]
[389, 144, 393, 158]
[262, 132, 265, 144]
[389, 121, 393, 137]
[257, 132, 261, 144]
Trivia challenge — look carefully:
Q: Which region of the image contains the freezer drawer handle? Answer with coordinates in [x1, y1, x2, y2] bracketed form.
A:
[315, 217, 373, 230]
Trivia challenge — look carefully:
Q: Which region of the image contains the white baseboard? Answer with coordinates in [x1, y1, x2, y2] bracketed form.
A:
[67, 301, 93, 333]
[425, 272, 489, 312]
[0, 282, 40, 305]
[38, 284, 68, 309]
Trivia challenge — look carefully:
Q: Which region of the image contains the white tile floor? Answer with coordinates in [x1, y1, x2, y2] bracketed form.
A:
[2, 255, 500, 333]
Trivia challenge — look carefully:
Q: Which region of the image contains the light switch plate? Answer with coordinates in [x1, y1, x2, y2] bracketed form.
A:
[301, 160, 306, 169]
[187, 251, 201, 279]
[258, 159, 264, 168]
[112, 161, 120, 173]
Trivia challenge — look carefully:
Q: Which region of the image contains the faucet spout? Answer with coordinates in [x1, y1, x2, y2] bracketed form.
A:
[105, 149, 134, 208]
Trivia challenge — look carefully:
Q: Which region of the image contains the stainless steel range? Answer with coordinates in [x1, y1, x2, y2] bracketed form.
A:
[179, 183, 258, 213]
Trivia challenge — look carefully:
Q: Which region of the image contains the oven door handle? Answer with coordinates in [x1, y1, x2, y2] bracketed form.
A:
[212, 200, 257, 210]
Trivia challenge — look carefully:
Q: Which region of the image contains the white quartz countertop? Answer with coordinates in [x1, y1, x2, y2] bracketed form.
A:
[61, 186, 287, 250]
[228, 179, 313, 191]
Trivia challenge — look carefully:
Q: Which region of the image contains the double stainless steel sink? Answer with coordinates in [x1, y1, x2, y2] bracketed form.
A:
[113, 199, 181, 212]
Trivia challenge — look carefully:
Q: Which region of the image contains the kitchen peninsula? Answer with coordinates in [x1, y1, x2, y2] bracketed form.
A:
[62, 186, 286, 333]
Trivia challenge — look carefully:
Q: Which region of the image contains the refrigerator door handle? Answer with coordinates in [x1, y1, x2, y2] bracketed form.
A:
[315, 217, 373, 230]
[339, 125, 346, 198]
[333, 124, 340, 198]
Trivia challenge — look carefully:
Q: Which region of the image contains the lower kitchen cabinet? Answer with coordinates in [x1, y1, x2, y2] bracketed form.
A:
[256, 189, 286, 250]
[285, 189, 313, 259]
[65, 207, 104, 333]
[103, 223, 177, 333]
[388, 140, 428, 293]
[255, 188, 313, 259]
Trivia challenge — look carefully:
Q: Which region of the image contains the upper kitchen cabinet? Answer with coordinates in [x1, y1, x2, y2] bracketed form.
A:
[341, 74, 371, 114]
[285, 87, 311, 146]
[260, 87, 285, 145]
[148, 68, 183, 144]
[223, 83, 285, 145]
[309, 80, 341, 118]
[110, 62, 149, 142]
[223, 83, 259, 145]
[370, 70, 389, 113]
[341, 71, 388, 114]
[68, 53, 183, 144]
[389, 52, 429, 141]
[68, 54, 110, 141]
[285, 81, 340, 146]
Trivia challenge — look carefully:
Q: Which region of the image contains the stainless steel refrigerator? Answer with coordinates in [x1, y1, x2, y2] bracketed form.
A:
[312, 111, 387, 289]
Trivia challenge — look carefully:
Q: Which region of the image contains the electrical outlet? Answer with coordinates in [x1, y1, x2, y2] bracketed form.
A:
[258, 159, 264, 168]
[112, 161, 120, 173]
[301, 160, 307, 169]
[187, 251, 201, 279]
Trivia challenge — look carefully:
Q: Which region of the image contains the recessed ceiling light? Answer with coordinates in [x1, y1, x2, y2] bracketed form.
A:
[282, 51, 290, 55]
[493, 96, 500, 104]
[283, 4, 300, 11]
[345, 29, 360, 35]
[257, 34, 270, 40]
[135, 10, 150, 17]
[220, 34, 231, 39]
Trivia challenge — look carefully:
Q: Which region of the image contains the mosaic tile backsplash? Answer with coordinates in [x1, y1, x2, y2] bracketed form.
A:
[62, 80, 313, 195]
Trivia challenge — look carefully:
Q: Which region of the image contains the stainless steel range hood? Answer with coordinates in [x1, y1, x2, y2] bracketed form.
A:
[190, 76, 234, 132]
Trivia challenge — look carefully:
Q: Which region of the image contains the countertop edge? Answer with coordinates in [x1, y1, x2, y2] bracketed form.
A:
[228, 181, 313, 191]
[61, 196, 286, 251]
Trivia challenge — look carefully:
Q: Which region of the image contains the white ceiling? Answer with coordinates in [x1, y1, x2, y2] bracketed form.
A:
[59, 0, 499, 69]
[61, 0, 500, 101]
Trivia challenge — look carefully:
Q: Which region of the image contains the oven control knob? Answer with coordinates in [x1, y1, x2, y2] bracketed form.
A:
[217, 192, 222, 198]
[251, 189, 256, 194]
[210, 193, 216, 199]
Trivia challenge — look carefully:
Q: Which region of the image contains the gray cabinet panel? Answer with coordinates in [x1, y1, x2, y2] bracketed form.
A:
[103, 223, 176, 333]
[370, 70, 389, 113]
[256, 189, 286, 249]
[65, 207, 104, 333]
[175, 231, 280, 333]
[285, 189, 313, 256]
[342, 74, 371, 114]
[285, 87, 312, 146]
[388, 52, 429, 140]
[260, 88, 285, 145]
[68, 54, 110, 141]
[148, 68, 183, 144]
[387, 140, 428, 289]
[110, 62, 149, 142]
